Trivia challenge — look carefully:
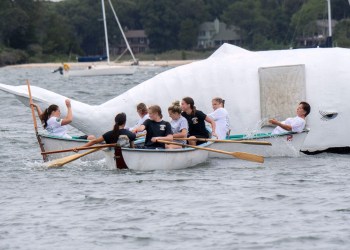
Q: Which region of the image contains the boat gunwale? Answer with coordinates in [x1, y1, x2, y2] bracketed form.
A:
[228, 130, 309, 140]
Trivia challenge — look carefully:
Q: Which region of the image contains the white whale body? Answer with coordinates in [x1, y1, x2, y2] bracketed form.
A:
[1, 43, 350, 153]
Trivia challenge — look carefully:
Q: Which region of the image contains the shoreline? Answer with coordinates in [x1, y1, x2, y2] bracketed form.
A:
[5, 60, 199, 68]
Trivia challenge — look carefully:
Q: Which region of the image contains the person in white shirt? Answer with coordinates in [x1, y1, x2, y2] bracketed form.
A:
[208, 97, 230, 139]
[129, 103, 149, 134]
[32, 99, 95, 140]
[167, 100, 189, 148]
[269, 101, 311, 135]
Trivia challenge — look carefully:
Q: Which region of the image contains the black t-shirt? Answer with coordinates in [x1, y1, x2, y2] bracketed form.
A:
[181, 110, 209, 138]
[103, 128, 136, 144]
[143, 119, 173, 148]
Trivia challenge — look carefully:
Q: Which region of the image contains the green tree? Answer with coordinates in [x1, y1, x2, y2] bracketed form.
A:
[178, 19, 198, 49]
[139, 0, 181, 52]
[334, 19, 350, 47]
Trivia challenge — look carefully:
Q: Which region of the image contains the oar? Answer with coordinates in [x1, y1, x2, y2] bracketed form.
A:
[27, 80, 47, 161]
[45, 148, 102, 168]
[157, 140, 264, 163]
[176, 138, 272, 146]
[41, 143, 117, 155]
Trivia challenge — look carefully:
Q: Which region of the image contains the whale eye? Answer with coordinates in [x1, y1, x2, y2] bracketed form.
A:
[319, 110, 338, 121]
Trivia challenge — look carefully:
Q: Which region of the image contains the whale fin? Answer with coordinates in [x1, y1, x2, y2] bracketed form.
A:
[0, 83, 96, 135]
[0, 83, 70, 108]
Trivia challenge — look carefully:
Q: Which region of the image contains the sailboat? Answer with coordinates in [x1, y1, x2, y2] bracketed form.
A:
[65, 0, 138, 77]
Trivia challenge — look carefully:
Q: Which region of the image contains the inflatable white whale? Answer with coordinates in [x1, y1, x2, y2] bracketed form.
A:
[1, 44, 349, 153]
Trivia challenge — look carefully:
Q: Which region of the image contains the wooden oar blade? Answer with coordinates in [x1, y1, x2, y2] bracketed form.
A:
[232, 152, 264, 163]
[45, 148, 101, 168]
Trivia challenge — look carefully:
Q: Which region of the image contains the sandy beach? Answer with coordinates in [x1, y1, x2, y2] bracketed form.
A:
[6, 60, 198, 68]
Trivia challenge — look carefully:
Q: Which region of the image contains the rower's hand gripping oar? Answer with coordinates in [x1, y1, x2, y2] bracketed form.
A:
[157, 140, 264, 163]
[176, 137, 272, 146]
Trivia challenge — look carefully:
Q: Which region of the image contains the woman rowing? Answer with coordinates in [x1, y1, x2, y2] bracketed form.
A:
[208, 97, 230, 139]
[128, 102, 149, 135]
[77, 112, 136, 149]
[32, 99, 95, 140]
[167, 101, 189, 149]
[132, 105, 173, 149]
[181, 97, 216, 145]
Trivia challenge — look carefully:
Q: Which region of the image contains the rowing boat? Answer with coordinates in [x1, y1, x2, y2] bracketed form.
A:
[39, 134, 105, 161]
[103, 142, 213, 171]
[208, 131, 308, 158]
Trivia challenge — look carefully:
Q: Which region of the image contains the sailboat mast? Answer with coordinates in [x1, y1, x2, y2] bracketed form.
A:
[108, 0, 137, 64]
[101, 0, 110, 63]
[326, 0, 332, 47]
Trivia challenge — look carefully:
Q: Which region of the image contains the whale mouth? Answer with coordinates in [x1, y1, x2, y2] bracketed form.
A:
[319, 110, 338, 121]
[302, 147, 350, 155]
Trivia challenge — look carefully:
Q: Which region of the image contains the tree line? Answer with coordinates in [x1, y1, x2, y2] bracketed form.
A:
[0, 0, 350, 66]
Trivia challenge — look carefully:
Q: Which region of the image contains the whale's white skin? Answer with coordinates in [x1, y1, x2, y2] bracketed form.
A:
[1, 44, 349, 152]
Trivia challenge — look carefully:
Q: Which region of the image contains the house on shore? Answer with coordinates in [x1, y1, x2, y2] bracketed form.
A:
[117, 29, 149, 54]
[295, 19, 338, 48]
[197, 18, 242, 49]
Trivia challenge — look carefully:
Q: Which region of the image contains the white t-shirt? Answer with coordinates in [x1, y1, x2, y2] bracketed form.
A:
[272, 116, 306, 135]
[208, 108, 230, 139]
[129, 114, 150, 131]
[170, 116, 189, 144]
[46, 116, 72, 139]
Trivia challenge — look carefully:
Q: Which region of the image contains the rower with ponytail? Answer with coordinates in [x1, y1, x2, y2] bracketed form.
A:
[31, 99, 95, 140]
[80, 112, 136, 149]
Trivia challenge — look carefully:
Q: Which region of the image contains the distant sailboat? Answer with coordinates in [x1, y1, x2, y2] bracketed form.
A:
[65, 0, 138, 77]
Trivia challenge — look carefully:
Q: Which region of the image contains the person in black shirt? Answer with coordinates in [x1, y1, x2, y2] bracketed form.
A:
[181, 97, 217, 145]
[132, 105, 173, 148]
[78, 112, 136, 149]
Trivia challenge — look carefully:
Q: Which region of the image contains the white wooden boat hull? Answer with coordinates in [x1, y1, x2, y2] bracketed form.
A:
[103, 143, 212, 171]
[65, 65, 137, 77]
[209, 132, 308, 158]
[39, 134, 105, 161]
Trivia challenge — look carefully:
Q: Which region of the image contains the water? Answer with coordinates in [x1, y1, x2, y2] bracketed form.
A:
[1, 66, 350, 250]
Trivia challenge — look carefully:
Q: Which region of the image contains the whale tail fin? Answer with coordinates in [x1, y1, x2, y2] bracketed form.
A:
[0, 83, 70, 109]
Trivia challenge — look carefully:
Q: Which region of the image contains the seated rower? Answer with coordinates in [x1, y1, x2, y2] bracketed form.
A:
[167, 101, 188, 149]
[269, 101, 311, 135]
[181, 97, 217, 145]
[32, 100, 95, 140]
[132, 105, 173, 149]
[78, 112, 136, 149]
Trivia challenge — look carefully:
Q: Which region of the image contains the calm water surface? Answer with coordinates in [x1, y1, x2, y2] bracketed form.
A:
[0, 66, 350, 250]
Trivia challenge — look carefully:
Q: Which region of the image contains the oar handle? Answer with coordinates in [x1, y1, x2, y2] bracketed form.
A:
[41, 143, 117, 155]
[176, 137, 272, 146]
[27, 80, 38, 132]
